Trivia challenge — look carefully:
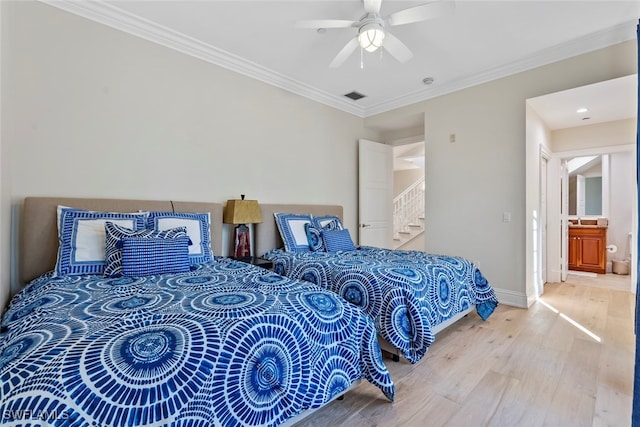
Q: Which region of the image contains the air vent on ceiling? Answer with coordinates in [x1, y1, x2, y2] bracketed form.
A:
[344, 91, 366, 101]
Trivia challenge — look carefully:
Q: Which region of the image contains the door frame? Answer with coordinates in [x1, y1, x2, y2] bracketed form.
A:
[545, 144, 637, 292]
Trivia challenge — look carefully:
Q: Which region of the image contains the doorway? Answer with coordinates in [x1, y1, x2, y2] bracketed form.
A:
[526, 74, 637, 299]
[362, 112, 426, 251]
[392, 138, 425, 250]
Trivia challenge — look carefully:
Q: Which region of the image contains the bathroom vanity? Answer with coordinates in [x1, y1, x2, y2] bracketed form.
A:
[568, 223, 607, 274]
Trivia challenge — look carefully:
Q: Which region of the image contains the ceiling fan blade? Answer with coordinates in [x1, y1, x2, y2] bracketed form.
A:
[296, 19, 355, 29]
[387, 0, 455, 26]
[383, 32, 413, 63]
[330, 37, 359, 68]
[363, 0, 382, 14]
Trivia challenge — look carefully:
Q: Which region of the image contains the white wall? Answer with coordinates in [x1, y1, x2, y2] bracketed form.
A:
[367, 40, 637, 308]
[393, 168, 423, 198]
[0, 2, 382, 303]
[609, 151, 634, 262]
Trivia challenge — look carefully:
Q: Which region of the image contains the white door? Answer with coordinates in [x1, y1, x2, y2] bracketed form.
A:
[561, 159, 569, 281]
[358, 139, 393, 248]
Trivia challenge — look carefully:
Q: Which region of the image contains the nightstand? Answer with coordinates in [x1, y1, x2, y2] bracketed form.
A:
[231, 256, 274, 271]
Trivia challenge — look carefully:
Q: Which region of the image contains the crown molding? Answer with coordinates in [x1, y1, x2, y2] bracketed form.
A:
[41, 0, 367, 117]
[41, 1, 635, 119]
[364, 20, 638, 116]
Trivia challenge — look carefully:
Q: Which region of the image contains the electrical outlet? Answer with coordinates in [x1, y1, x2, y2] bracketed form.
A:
[503, 212, 511, 222]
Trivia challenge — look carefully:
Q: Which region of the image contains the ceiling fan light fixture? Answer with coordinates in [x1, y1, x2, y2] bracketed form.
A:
[358, 22, 385, 52]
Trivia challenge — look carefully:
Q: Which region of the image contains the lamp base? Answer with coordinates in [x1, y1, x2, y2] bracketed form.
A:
[233, 224, 251, 258]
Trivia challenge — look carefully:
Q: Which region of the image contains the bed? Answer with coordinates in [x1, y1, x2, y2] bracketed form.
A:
[0, 197, 395, 427]
[255, 204, 499, 364]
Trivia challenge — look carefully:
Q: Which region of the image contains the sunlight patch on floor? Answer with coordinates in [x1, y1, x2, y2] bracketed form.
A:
[537, 298, 601, 343]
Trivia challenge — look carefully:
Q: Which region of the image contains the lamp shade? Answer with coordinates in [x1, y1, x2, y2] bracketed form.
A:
[224, 199, 263, 225]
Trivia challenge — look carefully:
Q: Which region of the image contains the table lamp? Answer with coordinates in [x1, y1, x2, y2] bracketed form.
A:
[224, 195, 263, 259]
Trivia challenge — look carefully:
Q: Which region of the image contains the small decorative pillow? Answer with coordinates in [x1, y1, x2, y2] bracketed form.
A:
[104, 222, 189, 277]
[322, 228, 356, 252]
[304, 223, 324, 252]
[121, 235, 191, 277]
[147, 211, 213, 264]
[312, 215, 344, 230]
[304, 219, 342, 252]
[274, 213, 313, 252]
[54, 206, 148, 277]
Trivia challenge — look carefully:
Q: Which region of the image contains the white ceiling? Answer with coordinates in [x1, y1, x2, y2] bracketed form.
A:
[528, 74, 637, 130]
[45, 0, 639, 125]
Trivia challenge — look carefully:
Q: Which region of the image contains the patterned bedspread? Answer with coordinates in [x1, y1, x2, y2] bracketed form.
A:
[0, 258, 394, 426]
[262, 246, 499, 364]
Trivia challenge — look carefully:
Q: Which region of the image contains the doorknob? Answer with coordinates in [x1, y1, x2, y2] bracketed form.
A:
[361, 224, 371, 228]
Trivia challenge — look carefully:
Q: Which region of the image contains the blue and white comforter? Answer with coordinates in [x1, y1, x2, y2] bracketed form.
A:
[0, 258, 394, 427]
[262, 246, 499, 364]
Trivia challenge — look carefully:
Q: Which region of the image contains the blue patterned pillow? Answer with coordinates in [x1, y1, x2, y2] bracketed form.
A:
[304, 219, 342, 252]
[121, 235, 191, 277]
[104, 222, 189, 277]
[313, 215, 344, 230]
[147, 211, 214, 264]
[54, 206, 148, 276]
[322, 228, 356, 252]
[274, 213, 313, 252]
[304, 223, 324, 252]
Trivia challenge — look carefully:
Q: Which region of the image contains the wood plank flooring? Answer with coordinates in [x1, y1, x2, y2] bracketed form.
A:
[295, 273, 635, 427]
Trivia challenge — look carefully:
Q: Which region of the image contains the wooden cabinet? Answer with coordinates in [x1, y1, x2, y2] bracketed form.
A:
[568, 226, 607, 274]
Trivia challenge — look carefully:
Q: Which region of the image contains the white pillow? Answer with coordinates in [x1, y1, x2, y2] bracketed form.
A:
[274, 213, 313, 252]
[147, 211, 214, 264]
[54, 206, 148, 276]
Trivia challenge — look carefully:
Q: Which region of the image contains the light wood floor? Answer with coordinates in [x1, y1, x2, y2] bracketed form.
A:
[295, 273, 635, 427]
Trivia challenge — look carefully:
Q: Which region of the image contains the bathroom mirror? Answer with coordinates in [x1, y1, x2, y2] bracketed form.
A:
[568, 155, 602, 216]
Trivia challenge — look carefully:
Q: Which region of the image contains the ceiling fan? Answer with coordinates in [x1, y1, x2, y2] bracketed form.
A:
[296, 0, 455, 68]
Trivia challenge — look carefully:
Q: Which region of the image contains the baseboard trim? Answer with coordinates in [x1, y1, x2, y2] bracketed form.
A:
[493, 287, 530, 309]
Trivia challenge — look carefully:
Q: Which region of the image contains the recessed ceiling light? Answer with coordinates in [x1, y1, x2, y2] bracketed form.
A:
[576, 107, 588, 114]
[422, 77, 434, 86]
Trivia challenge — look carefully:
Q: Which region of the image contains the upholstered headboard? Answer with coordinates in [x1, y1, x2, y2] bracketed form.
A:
[254, 203, 343, 257]
[20, 197, 224, 285]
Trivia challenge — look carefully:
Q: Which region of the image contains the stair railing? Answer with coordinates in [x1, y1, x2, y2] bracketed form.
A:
[393, 176, 425, 237]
